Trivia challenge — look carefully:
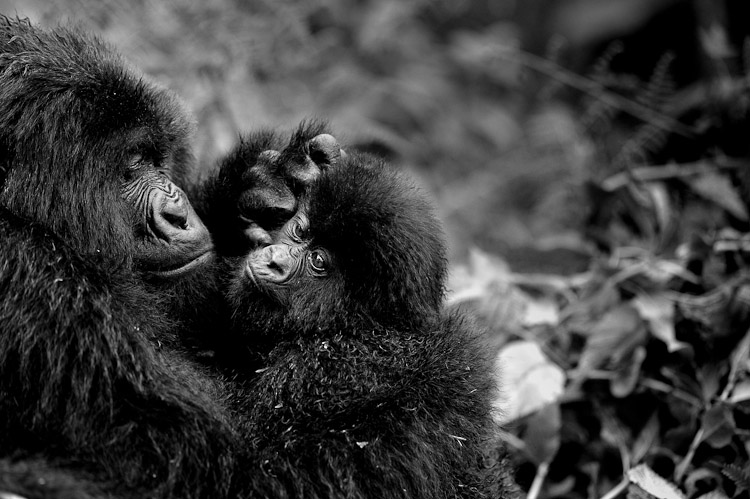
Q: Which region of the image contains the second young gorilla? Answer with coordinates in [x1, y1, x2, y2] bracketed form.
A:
[201, 153, 518, 498]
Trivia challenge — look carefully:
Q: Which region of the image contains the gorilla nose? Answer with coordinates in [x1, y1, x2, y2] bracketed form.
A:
[153, 192, 189, 238]
[150, 187, 210, 250]
[139, 184, 213, 278]
[262, 245, 292, 274]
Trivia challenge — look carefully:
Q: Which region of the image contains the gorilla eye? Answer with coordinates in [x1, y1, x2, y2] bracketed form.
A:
[291, 221, 308, 241]
[156, 167, 172, 180]
[128, 157, 142, 170]
[308, 250, 328, 274]
[123, 155, 145, 182]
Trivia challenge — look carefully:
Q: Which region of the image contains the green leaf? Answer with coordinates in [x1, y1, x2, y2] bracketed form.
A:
[628, 464, 686, 499]
[611, 345, 646, 398]
[574, 303, 647, 379]
[633, 293, 688, 352]
[700, 404, 736, 449]
[631, 412, 660, 464]
[687, 173, 748, 221]
[523, 403, 561, 466]
[730, 379, 750, 405]
[494, 341, 565, 423]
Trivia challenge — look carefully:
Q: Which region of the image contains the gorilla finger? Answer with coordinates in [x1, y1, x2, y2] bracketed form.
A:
[257, 149, 281, 164]
[242, 223, 273, 248]
[238, 184, 296, 228]
[242, 149, 281, 185]
[308, 134, 343, 169]
[286, 157, 321, 187]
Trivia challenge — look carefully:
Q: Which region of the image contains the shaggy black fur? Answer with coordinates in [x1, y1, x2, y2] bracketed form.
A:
[0, 16, 255, 499]
[214, 155, 519, 498]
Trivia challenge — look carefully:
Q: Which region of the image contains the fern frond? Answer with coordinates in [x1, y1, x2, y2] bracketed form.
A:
[590, 41, 624, 80]
[613, 121, 670, 169]
[636, 53, 675, 109]
[722, 463, 750, 492]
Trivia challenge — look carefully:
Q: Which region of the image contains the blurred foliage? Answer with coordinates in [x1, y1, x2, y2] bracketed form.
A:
[4, 0, 750, 498]
[447, 1, 750, 498]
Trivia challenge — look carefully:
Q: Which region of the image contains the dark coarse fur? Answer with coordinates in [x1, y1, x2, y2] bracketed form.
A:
[223, 156, 519, 498]
[0, 16, 239, 499]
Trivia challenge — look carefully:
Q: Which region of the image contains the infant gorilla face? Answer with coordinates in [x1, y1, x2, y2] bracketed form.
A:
[242, 207, 334, 306]
[225, 198, 346, 343]
[227, 152, 448, 339]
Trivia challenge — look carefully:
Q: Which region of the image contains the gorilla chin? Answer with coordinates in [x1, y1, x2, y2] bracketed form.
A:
[146, 248, 215, 280]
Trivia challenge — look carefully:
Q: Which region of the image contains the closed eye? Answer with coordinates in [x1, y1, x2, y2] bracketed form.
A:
[290, 220, 308, 241]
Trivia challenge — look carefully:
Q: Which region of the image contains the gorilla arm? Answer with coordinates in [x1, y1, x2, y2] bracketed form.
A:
[0, 212, 236, 498]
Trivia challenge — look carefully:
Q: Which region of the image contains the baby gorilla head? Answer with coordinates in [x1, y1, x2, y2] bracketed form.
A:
[228, 153, 447, 340]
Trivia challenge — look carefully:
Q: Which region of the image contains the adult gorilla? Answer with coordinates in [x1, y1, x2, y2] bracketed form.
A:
[0, 16, 335, 499]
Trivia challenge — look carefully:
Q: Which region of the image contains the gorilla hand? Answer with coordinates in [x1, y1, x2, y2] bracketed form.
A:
[237, 129, 344, 248]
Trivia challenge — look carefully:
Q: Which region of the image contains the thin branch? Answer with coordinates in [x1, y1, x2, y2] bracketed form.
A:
[492, 48, 696, 137]
[601, 158, 748, 191]
[600, 478, 629, 499]
[674, 426, 704, 482]
[527, 460, 550, 499]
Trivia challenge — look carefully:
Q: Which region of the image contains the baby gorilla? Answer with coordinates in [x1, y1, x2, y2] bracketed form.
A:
[224, 155, 517, 499]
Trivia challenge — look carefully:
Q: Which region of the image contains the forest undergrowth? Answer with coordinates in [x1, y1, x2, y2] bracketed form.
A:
[450, 30, 750, 499]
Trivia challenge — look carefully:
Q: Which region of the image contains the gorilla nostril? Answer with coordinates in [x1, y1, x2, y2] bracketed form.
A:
[163, 211, 188, 230]
[151, 197, 191, 241]
[160, 194, 190, 231]
[267, 259, 282, 273]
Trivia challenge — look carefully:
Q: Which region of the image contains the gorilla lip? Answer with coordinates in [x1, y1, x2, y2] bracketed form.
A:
[148, 250, 213, 279]
[243, 260, 259, 288]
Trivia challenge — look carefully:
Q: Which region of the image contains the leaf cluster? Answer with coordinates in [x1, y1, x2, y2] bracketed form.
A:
[449, 25, 750, 499]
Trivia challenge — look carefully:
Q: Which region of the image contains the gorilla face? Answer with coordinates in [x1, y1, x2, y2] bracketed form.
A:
[0, 18, 213, 281]
[121, 151, 213, 280]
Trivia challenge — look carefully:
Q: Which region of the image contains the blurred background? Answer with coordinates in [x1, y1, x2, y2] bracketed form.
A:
[3, 0, 727, 264]
[4, 1, 750, 498]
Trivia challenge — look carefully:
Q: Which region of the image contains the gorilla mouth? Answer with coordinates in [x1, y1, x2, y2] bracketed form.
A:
[243, 261, 259, 288]
[148, 250, 214, 279]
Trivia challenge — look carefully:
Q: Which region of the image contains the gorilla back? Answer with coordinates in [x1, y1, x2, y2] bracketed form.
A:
[0, 16, 236, 499]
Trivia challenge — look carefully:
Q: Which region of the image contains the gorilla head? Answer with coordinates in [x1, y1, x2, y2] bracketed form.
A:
[0, 16, 233, 499]
[228, 153, 448, 343]
[0, 16, 211, 280]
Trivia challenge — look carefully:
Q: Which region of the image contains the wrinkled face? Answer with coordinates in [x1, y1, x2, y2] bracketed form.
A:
[242, 208, 333, 305]
[121, 152, 213, 280]
[0, 17, 214, 282]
